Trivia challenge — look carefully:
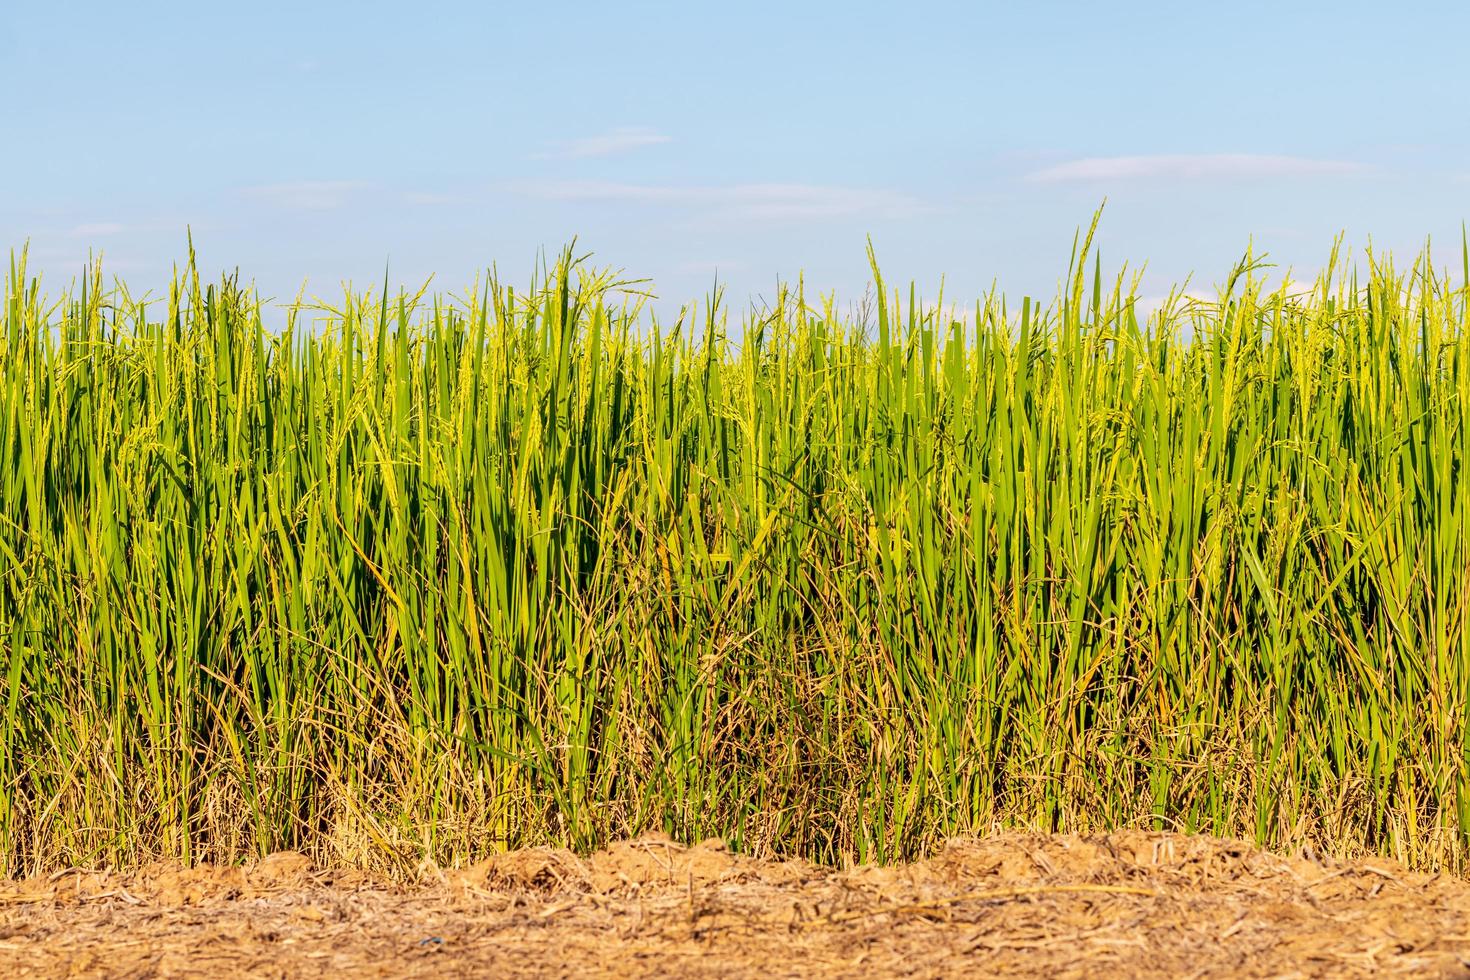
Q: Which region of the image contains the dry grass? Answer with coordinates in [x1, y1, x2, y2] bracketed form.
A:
[4, 832, 1470, 977]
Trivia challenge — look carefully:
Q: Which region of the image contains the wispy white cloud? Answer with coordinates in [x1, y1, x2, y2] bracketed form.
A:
[1027, 154, 1368, 183]
[536, 126, 672, 160]
[67, 222, 124, 237]
[242, 180, 372, 210]
[524, 180, 927, 221]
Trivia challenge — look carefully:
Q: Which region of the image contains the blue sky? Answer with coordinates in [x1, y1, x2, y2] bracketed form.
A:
[3, 0, 1468, 313]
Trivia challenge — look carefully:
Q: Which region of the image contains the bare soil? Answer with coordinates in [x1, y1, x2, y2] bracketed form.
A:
[3, 831, 1469, 978]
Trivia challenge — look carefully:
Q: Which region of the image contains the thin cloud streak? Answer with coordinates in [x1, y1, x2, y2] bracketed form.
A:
[524, 180, 928, 220]
[1027, 154, 1369, 182]
[536, 126, 672, 160]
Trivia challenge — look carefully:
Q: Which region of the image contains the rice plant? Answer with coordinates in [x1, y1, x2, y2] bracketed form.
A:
[3, 224, 1469, 876]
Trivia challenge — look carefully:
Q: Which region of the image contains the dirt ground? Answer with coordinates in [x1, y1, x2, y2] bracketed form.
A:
[3, 832, 1469, 978]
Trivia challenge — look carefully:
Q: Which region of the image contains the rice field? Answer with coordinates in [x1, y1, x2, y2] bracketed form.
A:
[3, 223, 1470, 878]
